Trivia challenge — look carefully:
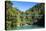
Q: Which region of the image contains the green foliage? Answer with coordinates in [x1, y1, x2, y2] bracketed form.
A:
[5, 1, 44, 30]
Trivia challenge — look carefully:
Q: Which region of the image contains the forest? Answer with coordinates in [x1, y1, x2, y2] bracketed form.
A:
[5, 1, 45, 30]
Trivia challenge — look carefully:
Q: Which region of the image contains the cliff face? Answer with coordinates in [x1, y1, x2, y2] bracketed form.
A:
[33, 14, 44, 27]
[26, 3, 45, 27]
[37, 14, 44, 27]
[32, 3, 44, 27]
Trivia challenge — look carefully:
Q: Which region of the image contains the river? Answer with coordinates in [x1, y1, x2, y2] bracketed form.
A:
[9, 25, 44, 30]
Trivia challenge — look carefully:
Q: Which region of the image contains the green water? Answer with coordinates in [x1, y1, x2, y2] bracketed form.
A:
[10, 25, 43, 30]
